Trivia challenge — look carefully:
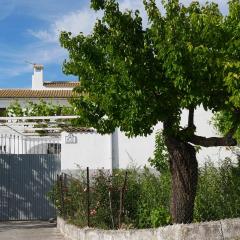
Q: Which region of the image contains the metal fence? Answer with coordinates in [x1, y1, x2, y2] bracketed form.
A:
[56, 168, 128, 229]
[0, 154, 61, 220]
[0, 134, 61, 155]
[0, 134, 61, 221]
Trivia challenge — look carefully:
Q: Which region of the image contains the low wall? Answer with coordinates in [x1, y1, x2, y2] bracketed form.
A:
[57, 217, 240, 240]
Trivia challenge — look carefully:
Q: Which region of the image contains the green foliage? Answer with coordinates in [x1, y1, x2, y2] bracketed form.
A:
[194, 158, 240, 222]
[7, 101, 25, 116]
[60, 1, 240, 223]
[211, 0, 240, 140]
[7, 100, 74, 117]
[213, 110, 240, 142]
[150, 206, 171, 227]
[48, 182, 62, 212]
[91, 0, 105, 10]
[6, 100, 81, 134]
[136, 168, 171, 228]
[49, 168, 171, 229]
[60, 0, 240, 138]
[60, 0, 240, 225]
[48, 173, 88, 226]
[50, 159, 240, 228]
[149, 131, 169, 173]
[150, 128, 240, 222]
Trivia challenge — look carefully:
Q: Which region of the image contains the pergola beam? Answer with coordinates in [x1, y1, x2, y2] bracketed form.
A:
[0, 116, 78, 121]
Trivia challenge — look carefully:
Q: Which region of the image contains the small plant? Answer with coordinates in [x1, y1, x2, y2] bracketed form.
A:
[150, 206, 171, 227]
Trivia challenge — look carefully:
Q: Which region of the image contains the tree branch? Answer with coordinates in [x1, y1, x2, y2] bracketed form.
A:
[188, 109, 240, 147]
[188, 106, 194, 128]
[189, 123, 238, 147]
[188, 134, 237, 147]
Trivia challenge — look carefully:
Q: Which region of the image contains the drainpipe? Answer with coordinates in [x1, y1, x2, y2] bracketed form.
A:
[111, 128, 119, 170]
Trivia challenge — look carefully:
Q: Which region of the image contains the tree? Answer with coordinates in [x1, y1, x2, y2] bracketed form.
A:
[60, 0, 240, 223]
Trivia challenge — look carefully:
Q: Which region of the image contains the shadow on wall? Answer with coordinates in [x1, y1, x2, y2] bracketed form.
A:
[0, 154, 60, 221]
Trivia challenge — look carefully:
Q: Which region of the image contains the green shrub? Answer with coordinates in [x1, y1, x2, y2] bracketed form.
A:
[194, 158, 240, 222]
[49, 167, 171, 229]
[135, 167, 171, 228]
[150, 206, 171, 227]
[49, 157, 240, 229]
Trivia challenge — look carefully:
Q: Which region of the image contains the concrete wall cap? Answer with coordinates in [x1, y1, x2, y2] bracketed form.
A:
[57, 217, 240, 240]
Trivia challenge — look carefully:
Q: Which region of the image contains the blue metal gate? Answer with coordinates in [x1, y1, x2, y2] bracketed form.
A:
[0, 136, 61, 221]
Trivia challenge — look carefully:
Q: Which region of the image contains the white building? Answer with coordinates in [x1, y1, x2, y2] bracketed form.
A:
[0, 64, 76, 155]
[0, 65, 235, 171]
[0, 64, 76, 111]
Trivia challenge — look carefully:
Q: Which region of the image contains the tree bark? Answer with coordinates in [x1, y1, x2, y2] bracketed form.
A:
[162, 109, 238, 224]
[165, 135, 198, 224]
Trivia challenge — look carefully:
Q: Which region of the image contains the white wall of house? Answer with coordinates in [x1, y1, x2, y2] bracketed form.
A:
[60, 107, 236, 171]
[61, 131, 112, 170]
[0, 109, 234, 171]
[60, 129, 161, 171]
[113, 108, 234, 169]
[115, 127, 159, 169]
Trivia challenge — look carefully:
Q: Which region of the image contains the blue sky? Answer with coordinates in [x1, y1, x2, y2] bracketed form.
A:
[0, 0, 228, 89]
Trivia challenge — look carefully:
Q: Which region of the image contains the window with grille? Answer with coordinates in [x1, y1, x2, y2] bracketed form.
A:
[47, 143, 61, 154]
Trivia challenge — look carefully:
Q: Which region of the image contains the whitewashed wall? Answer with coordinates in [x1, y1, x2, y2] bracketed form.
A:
[111, 107, 234, 169]
[115, 127, 160, 169]
[61, 131, 112, 170]
[61, 107, 236, 171]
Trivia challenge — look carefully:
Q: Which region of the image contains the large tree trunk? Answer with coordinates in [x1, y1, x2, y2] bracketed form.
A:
[165, 136, 198, 224]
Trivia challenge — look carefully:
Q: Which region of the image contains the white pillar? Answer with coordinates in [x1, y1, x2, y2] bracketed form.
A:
[111, 128, 119, 169]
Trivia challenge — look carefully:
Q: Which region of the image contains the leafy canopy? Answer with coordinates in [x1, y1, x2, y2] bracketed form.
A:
[60, 0, 240, 138]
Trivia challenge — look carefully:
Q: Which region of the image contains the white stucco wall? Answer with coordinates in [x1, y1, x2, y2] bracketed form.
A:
[61, 131, 112, 170]
[116, 108, 232, 168]
[116, 107, 235, 168]
[116, 126, 160, 169]
[0, 105, 233, 170]
[60, 107, 235, 170]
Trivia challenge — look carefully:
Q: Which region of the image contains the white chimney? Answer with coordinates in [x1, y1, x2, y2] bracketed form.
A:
[32, 64, 44, 90]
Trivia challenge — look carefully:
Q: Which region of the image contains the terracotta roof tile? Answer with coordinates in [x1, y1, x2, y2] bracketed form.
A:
[43, 81, 79, 88]
[0, 89, 74, 98]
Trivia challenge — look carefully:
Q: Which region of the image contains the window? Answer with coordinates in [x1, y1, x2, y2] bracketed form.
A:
[47, 143, 61, 154]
